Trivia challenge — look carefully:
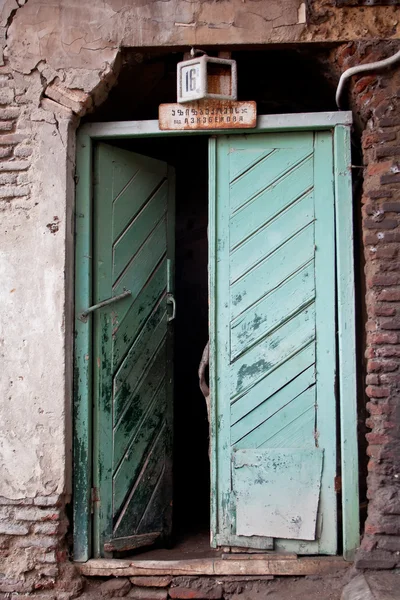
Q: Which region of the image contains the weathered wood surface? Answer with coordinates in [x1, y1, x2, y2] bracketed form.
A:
[78, 556, 348, 577]
[210, 132, 337, 553]
[104, 532, 161, 553]
[93, 144, 175, 556]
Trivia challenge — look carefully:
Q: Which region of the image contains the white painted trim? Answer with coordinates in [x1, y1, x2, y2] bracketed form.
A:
[80, 112, 352, 139]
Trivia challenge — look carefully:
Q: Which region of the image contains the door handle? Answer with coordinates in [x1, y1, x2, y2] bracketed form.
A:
[167, 293, 176, 322]
[79, 289, 132, 322]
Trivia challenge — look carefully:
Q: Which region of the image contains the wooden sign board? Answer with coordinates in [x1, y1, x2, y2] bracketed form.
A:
[159, 100, 256, 131]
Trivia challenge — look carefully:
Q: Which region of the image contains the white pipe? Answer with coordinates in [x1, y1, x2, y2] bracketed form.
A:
[336, 49, 400, 109]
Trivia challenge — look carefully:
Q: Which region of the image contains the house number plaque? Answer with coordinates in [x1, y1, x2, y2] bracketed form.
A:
[159, 100, 257, 131]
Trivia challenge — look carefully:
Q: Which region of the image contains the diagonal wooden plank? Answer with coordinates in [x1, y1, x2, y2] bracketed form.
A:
[229, 148, 275, 182]
[113, 153, 167, 240]
[230, 224, 314, 319]
[230, 193, 315, 284]
[231, 343, 315, 425]
[113, 218, 167, 322]
[230, 305, 316, 399]
[113, 181, 168, 283]
[114, 423, 166, 537]
[259, 408, 316, 449]
[230, 147, 313, 213]
[113, 351, 166, 469]
[230, 158, 313, 250]
[112, 262, 166, 372]
[113, 384, 166, 517]
[113, 308, 167, 422]
[231, 262, 315, 360]
[231, 366, 315, 445]
[234, 386, 316, 450]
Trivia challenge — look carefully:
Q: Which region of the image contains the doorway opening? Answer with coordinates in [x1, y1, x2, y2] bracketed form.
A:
[106, 135, 211, 553]
[74, 47, 362, 562]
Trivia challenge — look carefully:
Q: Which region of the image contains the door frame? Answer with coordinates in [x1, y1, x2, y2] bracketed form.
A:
[73, 111, 358, 563]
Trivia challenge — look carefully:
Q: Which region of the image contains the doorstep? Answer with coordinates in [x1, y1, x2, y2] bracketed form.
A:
[77, 555, 349, 577]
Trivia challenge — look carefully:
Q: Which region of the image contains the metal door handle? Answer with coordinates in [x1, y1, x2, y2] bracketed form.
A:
[79, 289, 132, 322]
[167, 293, 176, 322]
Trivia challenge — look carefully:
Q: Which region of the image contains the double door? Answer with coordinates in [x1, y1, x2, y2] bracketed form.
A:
[89, 129, 354, 557]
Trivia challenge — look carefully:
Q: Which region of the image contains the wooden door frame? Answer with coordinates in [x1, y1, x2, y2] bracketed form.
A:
[73, 112, 358, 563]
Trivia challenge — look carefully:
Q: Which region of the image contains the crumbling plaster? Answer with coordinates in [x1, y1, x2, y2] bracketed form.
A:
[0, 0, 399, 503]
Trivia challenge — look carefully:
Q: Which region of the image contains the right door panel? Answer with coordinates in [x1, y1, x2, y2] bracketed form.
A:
[210, 131, 338, 554]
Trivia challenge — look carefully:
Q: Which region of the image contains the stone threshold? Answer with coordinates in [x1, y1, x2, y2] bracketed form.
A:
[77, 555, 349, 577]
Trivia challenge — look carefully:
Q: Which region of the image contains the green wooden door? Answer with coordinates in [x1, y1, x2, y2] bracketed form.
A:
[93, 143, 175, 557]
[210, 131, 338, 554]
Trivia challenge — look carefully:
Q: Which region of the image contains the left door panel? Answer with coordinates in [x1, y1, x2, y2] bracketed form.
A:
[93, 143, 175, 557]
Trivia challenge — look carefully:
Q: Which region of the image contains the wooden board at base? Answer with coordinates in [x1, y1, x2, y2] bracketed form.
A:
[159, 100, 257, 130]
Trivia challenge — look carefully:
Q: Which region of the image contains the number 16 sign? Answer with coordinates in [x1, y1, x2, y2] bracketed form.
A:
[177, 55, 237, 103]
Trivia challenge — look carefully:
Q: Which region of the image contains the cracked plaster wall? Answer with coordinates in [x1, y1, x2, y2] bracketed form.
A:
[0, 0, 399, 508]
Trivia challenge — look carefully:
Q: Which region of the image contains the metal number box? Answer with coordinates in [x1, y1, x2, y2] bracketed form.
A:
[177, 55, 237, 103]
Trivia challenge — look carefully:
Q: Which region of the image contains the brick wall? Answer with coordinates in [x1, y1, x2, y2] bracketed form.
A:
[0, 495, 72, 594]
[335, 42, 400, 568]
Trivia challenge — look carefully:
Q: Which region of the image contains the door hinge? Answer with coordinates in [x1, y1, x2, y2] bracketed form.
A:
[91, 487, 99, 513]
[334, 476, 342, 493]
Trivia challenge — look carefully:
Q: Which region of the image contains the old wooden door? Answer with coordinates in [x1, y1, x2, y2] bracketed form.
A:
[210, 131, 338, 554]
[92, 143, 175, 557]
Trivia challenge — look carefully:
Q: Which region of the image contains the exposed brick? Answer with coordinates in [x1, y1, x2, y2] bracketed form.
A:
[368, 332, 398, 345]
[381, 173, 400, 184]
[169, 588, 223, 600]
[381, 318, 400, 330]
[0, 496, 33, 506]
[33, 496, 61, 507]
[379, 117, 400, 127]
[33, 522, 60, 535]
[367, 160, 392, 176]
[354, 75, 377, 96]
[366, 385, 390, 398]
[0, 160, 29, 171]
[0, 523, 30, 535]
[130, 577, 172, 588]
[365, 218, 398, 230]
[366, 374, 380, 385]
[0, 185, 29, 198]
[14, 536, 58, 549]
[0, 88, 15, 104]
[370, 274, 400, 286]
[367, 189, 393, 199]
[100, 578, 131, 597]
[378, 289, 400, 302]
[376, 146, 400, 158]
[366, 433, 389, 445]
[0, 107, 19, 120]
[0, 133, 27, 145]
[128, 588, 168, 600]
[40, 551, 57, 563]
[0, 120, 13, 131]
[373, 305, 396, 317]
[377, 131, 397, 143]
[383, 202, 400, 212]
[366, 402, 392, 415]
[367, 359, 398, 372]
[14, 507, 60, 521]
[379, 372, 400, 384]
